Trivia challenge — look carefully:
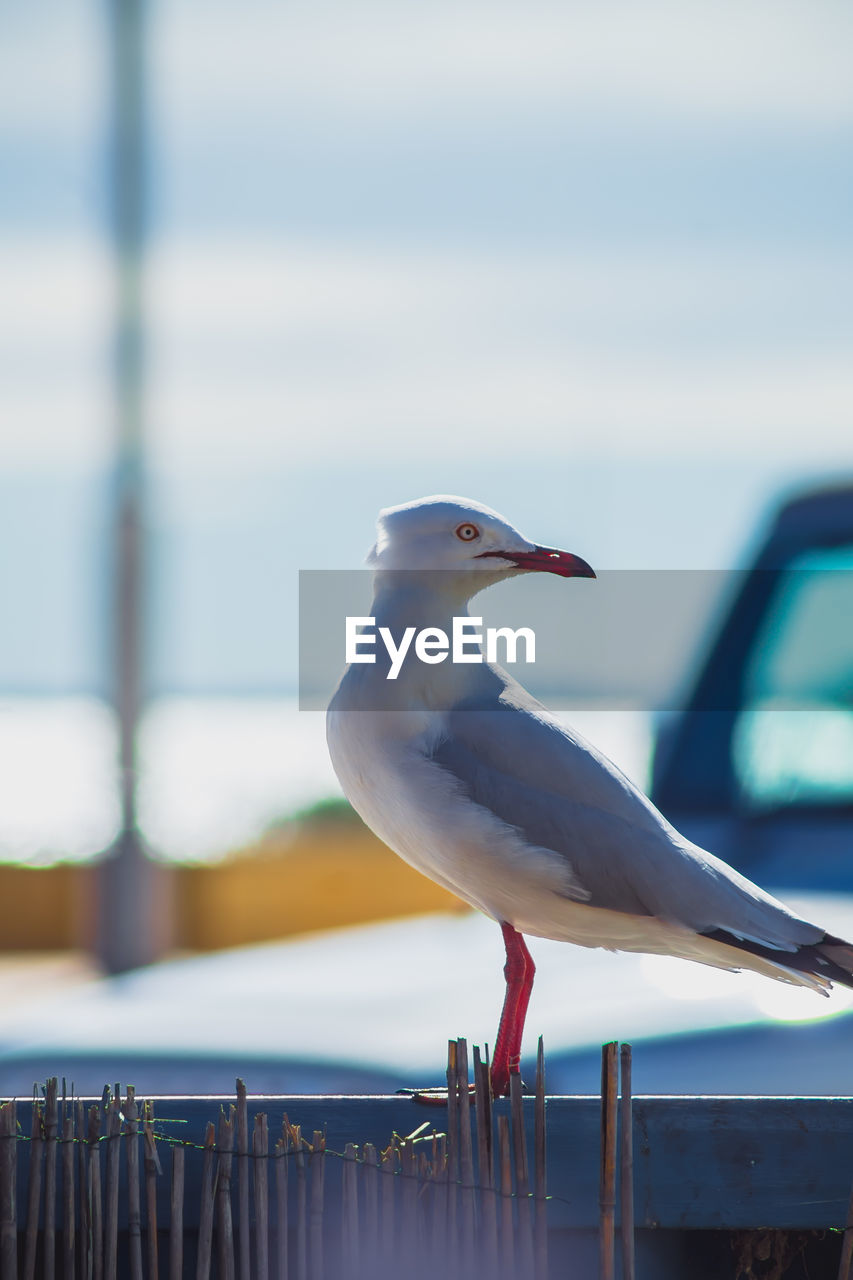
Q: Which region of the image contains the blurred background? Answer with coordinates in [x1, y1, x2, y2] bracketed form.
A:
[1, 0, 852, 1093]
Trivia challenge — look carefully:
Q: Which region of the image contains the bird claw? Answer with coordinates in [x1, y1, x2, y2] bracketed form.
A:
[396, 1085, 477, 1107]
[489, 1070, 533, 1099]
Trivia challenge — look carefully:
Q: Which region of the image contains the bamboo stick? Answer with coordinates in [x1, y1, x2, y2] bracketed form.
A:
[253, 1114, 270, 1280]
[103, 1097, 122, 1280]
[44, 1078, 59, 1280]
[838, 1177, 853, 1280]
[0, 1100, 16, 1280]
[361, 1144, 379, 1274]
[455, 1039, 476, 1272]
[308, 1131, 324, 1280]
[236, 1080, 250, 1280]
[88, 1104, 104, 1280]
[217, 1107, 236, 1280]
[430, 1134, 447, 1273]
[98, 1090, 110, 1280]
[125, 1088, 142, 1280]
[473, 1046, 497, 1279]
[620, 1044, 635, 1280]
[445, 1041, 458, 1253]
[472, 1045, 492, 1189]
[417, 1151, 430, 1266]
[169, 1145, 184, 1280]
[143, 1102, 161, 1280]
[274, 1129, 289, 1280]
[62, 1109, 75, 1280]
[196, 1123, 216, 1280]
[76, 1101, 89, 1280]
[380, 1141, 396, 1267]
[399, 1138, 417, 1265]
[292, 1127, 307, 1280]
[341, 1143, 358, 1275]
[496, 1116, 514, 1277]
[599, 1042, 619, 1280]
[24, 1090, 43, 1280]
[510, 1071, 534, 1280]
[534, 1037, 548, 1280]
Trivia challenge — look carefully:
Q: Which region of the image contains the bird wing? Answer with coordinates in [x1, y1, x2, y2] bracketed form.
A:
[428, 674, 820, 950]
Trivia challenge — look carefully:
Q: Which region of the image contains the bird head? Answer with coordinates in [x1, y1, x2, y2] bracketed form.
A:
[368, 495, 595, 597]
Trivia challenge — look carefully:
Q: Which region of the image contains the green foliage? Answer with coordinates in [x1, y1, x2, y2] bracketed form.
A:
[265, 794, 363, 833]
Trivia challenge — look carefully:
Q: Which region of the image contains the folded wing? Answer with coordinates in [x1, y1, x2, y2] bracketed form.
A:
[430, 676, 822, 953]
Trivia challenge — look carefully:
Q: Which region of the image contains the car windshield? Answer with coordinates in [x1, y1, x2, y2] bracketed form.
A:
[733, 545, 853, 808]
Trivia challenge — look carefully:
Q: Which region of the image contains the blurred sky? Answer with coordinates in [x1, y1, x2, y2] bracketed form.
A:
[1, 0, 853, 695]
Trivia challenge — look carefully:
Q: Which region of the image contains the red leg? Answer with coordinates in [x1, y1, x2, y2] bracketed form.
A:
[490, 922, 535, 1097]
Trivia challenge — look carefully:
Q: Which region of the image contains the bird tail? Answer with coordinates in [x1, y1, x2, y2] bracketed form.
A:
[702, 928, 853, 992]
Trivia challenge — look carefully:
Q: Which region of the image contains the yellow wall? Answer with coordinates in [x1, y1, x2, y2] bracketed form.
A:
[0, 863, 96, 949]
[0, 829, 467, 953]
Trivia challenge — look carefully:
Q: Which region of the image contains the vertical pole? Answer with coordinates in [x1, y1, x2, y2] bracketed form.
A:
[99, 0, 169, 972]
[599, 1042, 618, 1280]
[113, 0, 145, 843]
[0, 1101, 16, 1280]
[620, 1043, 636, 1280]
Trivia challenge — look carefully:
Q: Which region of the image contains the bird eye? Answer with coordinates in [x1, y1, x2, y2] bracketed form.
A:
[456, 523, 480, 541]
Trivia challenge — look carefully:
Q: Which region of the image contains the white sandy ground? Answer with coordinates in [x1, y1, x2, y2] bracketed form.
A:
[1, 898, 852, 1082]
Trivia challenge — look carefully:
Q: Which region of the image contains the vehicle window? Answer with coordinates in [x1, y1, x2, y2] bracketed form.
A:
[732, 545, 853, 808]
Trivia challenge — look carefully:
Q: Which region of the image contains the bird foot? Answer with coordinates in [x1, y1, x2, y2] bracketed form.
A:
[489, 1069, 533, 1099]
[397, 1085, 477, 1107]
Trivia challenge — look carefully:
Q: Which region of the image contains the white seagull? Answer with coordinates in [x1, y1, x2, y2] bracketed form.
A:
[326, 495, 853, 1095]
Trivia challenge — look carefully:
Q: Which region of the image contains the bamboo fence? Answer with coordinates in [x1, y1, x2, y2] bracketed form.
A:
[2, 1037, 584, 1280]
[10, 1037, 851, 1280]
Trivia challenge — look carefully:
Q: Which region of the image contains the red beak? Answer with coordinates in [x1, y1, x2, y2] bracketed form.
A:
[477, 545, 596, 579]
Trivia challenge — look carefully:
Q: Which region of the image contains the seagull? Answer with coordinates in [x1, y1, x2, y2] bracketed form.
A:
[326, 495, 853, 1096]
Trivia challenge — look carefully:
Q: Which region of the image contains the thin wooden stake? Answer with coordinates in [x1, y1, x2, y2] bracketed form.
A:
[62, 1108, 76, 1280]
[380, 1141, 396, 1267]
[342, 1143, 359, 1274]
[399, 1139, 418, 1264]
[534, 1037, 548, 1280]
[217, 1107, 236, 1280]
[838, 1177, 853, 1280]
[497, 1116, 514, 1275]
[599, 1042, 619, 1280]
[292, 1127, 307, 1280]
[88, 1104, 104, 1280]
[24, 1091, 43, 1280]
[510, 1071, 535, 1280]
[620, 1044, 636, 1280]
[455, 1039, 476, 1272]
[44, 1078, 59, 1280]
[445, 1041, 459, 1252]
[169, 1145, 184, 1280]
[236, 1080, 250, 1280]
[76, 1101, 89, 1280]
[125, 1087, 143, 1280]
[274, 1129, 289, 1280]
[308, 1131, 324, 1280]
[103, 1096, 122, 1280]
[361, 1144, 379, 1272]
[429, 1133, 447, 1270]
[253, 1114, 270, 1280]
[0, 1101, 16, 1280]
[416, 1151, 430, 1264]
[473, 1046, 498, 1279]
[473, 1045, 492, 1188]
[143, 1102, 161, 1280]
[196, 1123, 217, 1280]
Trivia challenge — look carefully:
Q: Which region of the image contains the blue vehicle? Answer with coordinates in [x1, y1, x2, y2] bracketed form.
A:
[541, 481, 853, 1095]
[652, 481, 853, 894]
[546, 481, 853, 1095]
